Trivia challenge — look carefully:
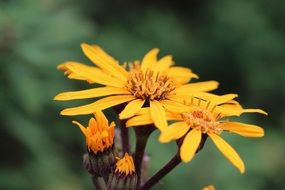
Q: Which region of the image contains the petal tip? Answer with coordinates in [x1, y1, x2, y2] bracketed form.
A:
[53, 94, 60, 100]
[80, 43, 89, 48]
[60, 109, 72, 116]
[192, 74, 199, 79]
[240, 166, 245, 174]
[118, 113, 127, 120]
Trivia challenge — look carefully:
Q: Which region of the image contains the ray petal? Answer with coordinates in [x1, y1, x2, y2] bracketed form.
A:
[63, 62, 125, 87]
[165, 66, 199, 84]
[126, 114, 153, 128]
[160, 99, 190, 112]
[242, 109, 268, 115]
[219, 122, 264, 137]
[175, 81, 219, 94]
[208, 133, 245, 173]
[119, 99, 145, 119]
[54, 87, 130, 100]
[150, 100, 168, 131]
[180, 128, 202, 162]
[211, 94, 238, 105]
[154, 55, 173, 72]
[159, 122, 190, 143]
[60, 95, 135, 116]
[81, 43, 128, 80]
[141, 48, 159, 72]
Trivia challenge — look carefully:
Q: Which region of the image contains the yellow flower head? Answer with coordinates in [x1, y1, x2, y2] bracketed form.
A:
[54, 43, 219, 130]
[115, 153, 135, 176]
[202, 185, 215, 190]
[127, 94, 267, 173]
[73, 111, 115, 154]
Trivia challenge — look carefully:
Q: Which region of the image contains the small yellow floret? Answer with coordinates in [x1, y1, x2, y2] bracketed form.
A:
[202, 185, 215, 190]
[126, 64, 176, 101]
[115, 153, 135, 176]
[73, 111, 115, 154]
[181, 108, 222, 135]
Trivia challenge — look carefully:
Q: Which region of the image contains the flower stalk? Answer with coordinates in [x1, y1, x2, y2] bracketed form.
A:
[134, 125, 155, 186]
[92, 177, 107, 190]
[140, 152, 181, 190]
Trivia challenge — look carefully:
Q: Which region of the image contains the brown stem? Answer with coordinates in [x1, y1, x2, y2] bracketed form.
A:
[92, 176, 107, 190]
[140, 153, 181, 190]
[140, 133, 208, 190]
[120, 119, 130, 153]
[113, 104, 130, 153]
[134, 126, 155, 187]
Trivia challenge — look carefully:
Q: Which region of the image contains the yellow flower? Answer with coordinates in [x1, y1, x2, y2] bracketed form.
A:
[127, 95, 267, 173]
[108, 153, 137, 190]
[115, 153, 136, 176]
[73, 110, 115, 154]
[202, 185, 215, 190]
[54, 43, 218, 130]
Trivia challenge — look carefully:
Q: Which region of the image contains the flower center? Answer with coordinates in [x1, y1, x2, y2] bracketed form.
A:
[126, 66, 176, 100]
[181, 108, 222, 134]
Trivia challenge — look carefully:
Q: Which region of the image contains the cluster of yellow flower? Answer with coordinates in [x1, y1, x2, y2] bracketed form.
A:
[55, 43, 266, 190]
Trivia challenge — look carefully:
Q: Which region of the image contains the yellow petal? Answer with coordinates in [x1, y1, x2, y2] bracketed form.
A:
[211, 94, 238, 105]
[58, 62, 100, 83]
[159, 122, 190, 143]
[160, 99, 190, 113]
[202, 185, 215, 190]
[67, 73, 91, 82]
[72, 121, 87, 136]
[135, 107, 181, 121]
[62, 62, 124, 87]
[136, 107, 150, 115]
[175, 81, 219, 94]
[214, 105, 244, 117]
[54, 87, 130, 100]
[154, 55, 173, 72]
[165, 67, 199, 84]
[208, 133, 245, 173]
[88, 117, 98, 130]
[219, 122, 264, 137]
[150, 100, 167, 131]
[119, 99, 145, 119]
[215, 106, 267, 118]
[141, 48, 159, 72]
[60, 95, 135, 116]
[180, 128, 202, 162]
[242, 109, 268, 115]
[81, 43, 128, 80]
[126, 114, 153, 128]
[94, 110, 109, 127]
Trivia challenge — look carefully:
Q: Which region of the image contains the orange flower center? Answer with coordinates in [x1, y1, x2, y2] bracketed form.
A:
[181, 108, 222, 134]
[126, 66, 176, 100]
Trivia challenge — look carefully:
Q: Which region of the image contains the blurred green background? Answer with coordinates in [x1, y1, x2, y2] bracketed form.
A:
[1, 0, 284, 189]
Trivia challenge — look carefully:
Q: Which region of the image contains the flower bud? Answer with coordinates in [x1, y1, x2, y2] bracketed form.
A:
[73, 111, 116, 177]
[107, 153, 137, 190]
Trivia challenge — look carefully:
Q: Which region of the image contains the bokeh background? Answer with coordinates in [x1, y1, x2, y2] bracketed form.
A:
[1, 0, 284, 189]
